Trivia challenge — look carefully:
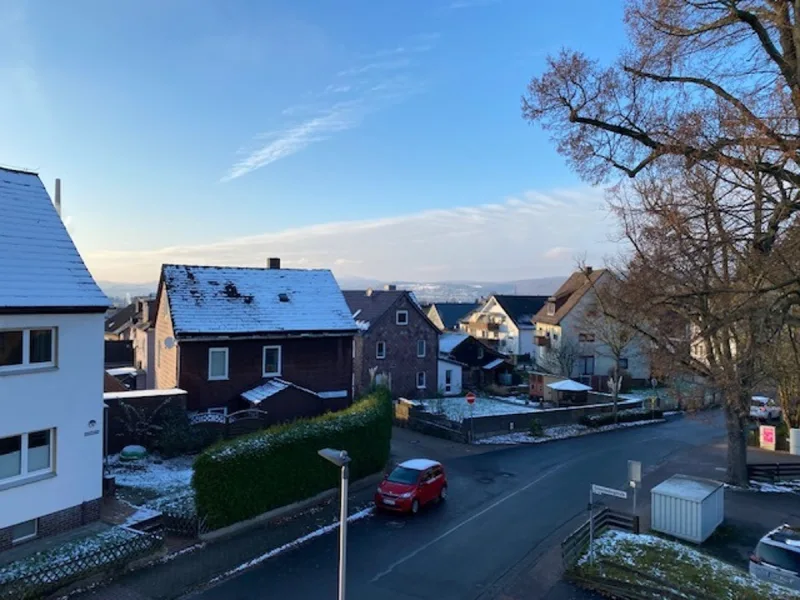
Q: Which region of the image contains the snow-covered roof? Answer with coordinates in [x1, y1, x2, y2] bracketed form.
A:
[482, 357, 507, 370]
[241, 378, 320, 404]
[399, 458, 440, 471]
[106, 367, 138, 377]
[438, 356, 466, 367]
[162, 264, 357, 336]
[547, 379, 592, 392]
[651, 475, 723, 503]
[0, 167, 108, 310]
[241, 379, 290, 403]
[103, 388, 187, 400]
[439, 333, 469, 354]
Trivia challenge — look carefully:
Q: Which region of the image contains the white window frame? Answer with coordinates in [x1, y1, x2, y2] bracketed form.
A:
[396, 310, 409, 325]
[262, 345, 282, 377]
[444, 369, 453, 393]
[416, 371, 426, 389]
[546, 303, 555, 316]
[208, 347, 229, 381]
[0, 429, 56, 487]
[0, 328, 57, 374]
[376, 341, 386, 359]
[417, 339, 426, 358]
[11, 519, 38, 544]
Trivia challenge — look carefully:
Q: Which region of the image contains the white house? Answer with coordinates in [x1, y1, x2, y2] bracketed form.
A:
[437, 356, 463, 396]
[0, 169, 108, 551]
[533, 268, 650, 387]
[460, 295, 549, 359]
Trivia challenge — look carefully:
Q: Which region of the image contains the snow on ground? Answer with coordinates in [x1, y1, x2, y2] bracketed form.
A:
[420, 397, 539, 422]
[109, 454, 195, 516]
[0, 527, 141, 585]
[490, 395, 546, 409]
[578, 529, 800, 599]
[474, 418, 664, 445]
[750, 479, 800, 493]
[208, 506, 374, 583]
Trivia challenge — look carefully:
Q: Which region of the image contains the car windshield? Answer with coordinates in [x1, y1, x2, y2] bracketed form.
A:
[387, 467, 420, 485]
[757, 541, 800, 573]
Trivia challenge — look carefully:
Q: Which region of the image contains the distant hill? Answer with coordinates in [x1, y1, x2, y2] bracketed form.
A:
[337, 277, 565, 303]
[97, 276, 566, 306]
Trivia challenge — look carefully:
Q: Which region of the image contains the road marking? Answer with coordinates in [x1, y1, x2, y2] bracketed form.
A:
[370, 462, 571, 583]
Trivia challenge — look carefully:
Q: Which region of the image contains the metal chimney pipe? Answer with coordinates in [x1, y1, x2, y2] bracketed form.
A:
[54, 178, 62, 216]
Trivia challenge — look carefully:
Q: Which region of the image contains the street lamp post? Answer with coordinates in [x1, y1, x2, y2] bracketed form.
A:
[318, 448, 351, 600]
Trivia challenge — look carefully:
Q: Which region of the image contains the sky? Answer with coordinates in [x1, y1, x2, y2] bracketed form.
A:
[0, 0, 628, 284]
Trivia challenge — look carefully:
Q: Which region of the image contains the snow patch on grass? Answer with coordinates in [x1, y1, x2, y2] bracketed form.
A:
[109, 454, 196, 517]
[419, 396, 539, 422]
[474, 418, 664, 444]
[750, 480, 800, 493]
[577, 529, 800, 599]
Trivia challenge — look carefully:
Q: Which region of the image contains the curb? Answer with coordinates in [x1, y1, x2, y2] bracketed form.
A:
[199, 470, 384, 543]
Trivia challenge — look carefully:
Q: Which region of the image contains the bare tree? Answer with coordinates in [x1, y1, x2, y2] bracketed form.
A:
[537, 337, 581, 379]
[577, 277, 640, 424]
[522, 0, 800, 485]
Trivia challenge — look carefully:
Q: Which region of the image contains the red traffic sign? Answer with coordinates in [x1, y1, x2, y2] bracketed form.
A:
[465, 392, 476, 405]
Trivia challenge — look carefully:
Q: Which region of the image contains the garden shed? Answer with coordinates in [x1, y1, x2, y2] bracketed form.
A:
[650, 475, 724, 544]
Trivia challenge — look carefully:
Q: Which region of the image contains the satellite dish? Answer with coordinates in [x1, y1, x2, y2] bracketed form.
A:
[164, 337, 175, 349]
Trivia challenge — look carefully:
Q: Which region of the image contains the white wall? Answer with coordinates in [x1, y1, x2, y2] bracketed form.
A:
[518, 326, 535, 358]
[0, 312, 105, 529]
[437, 360, 463, 396]
[468, 299, 521, 356]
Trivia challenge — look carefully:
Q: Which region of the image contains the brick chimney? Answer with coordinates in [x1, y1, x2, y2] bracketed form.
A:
[267, 257, 281, 269]
[585, 266, 593, 275]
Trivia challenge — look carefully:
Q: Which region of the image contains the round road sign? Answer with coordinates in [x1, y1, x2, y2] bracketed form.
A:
[465, 392, 476, 405]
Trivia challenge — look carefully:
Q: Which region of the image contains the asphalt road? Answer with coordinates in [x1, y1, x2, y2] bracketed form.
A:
[187, 413, 725, 600]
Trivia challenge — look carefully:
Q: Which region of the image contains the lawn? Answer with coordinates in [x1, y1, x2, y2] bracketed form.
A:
[575, 529, 800, 599]
[419, 396, 540, 422]
[109, 453, 196, 517]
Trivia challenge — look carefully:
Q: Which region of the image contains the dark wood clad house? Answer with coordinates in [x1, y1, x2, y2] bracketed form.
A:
[438, 332, 513, 388]
[343, 286, 439, 399]
[153, 259, 357, 423]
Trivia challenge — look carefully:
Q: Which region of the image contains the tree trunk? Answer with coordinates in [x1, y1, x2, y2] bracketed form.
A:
[724, 400, 749, 487]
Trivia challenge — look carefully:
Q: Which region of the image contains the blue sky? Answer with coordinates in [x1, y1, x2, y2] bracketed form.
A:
[0, 0, 627, 283]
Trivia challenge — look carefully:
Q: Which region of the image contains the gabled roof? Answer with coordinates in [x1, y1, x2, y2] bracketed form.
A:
[491, 295, 549, 327]
[161, 264, 357, 337]
[0, 167, 108, 311]
[428, 302, 479, 330]
[439, 332, 470, 354]
[343, 289, 438, 332]
[534, 269, 608, 326]
[105, 303, 138, 333]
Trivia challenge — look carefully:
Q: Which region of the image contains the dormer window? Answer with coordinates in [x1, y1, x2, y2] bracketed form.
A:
[546, 302, 555, 316]
[396, 310, 409, 325]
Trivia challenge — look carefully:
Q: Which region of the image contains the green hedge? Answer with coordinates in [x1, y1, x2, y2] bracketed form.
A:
[192, 388, 392, 530]
[580, 407, 664, 428]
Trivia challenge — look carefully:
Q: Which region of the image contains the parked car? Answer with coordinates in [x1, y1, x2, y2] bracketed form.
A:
[374, 458, 448, 514]
[750, 524, 800, 591]
[751, 396, 782, 421]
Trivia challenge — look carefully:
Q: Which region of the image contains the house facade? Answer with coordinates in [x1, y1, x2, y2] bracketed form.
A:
[130, 298, 156, 388]
[460, 295, 548, 359]
[439, 332, 513, 388]
[344, 287, 439, 399]
[0, 168, 108, 550]
[153, 260, 357, 422]
[533, 268, 651, 389]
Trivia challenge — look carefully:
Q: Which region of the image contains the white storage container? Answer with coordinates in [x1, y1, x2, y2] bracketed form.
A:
[650, 475, 724, 544]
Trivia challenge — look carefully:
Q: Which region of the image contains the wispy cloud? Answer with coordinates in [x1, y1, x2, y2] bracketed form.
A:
[543, 246, 573, 260]
[448, 0, 500, 8]
[85, 187, 612, 283]
[222, 34, 437, 181]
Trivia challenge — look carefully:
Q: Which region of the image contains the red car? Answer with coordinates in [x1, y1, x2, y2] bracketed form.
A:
[374, 458, 448, 514]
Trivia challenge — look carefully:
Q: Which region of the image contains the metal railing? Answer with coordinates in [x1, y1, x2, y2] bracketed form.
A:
[748, 462, 800, 483]
[561, 507, 639, 568]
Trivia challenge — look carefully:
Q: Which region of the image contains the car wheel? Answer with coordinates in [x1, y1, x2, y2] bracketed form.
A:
[410, 499, 420, 515]
[439, 485, 448, 502]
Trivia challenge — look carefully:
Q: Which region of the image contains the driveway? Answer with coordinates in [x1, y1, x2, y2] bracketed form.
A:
[186, 412, 726, 600]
